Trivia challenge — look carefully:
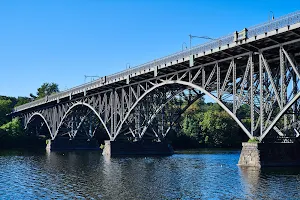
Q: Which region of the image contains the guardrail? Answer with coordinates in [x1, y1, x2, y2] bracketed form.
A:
[247, 10, 300, 38]
[14, 10, 300, 112]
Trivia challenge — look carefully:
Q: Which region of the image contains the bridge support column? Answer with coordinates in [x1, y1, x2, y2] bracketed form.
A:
[102, 140, 174, 156]
[239, 141, 300, 167]
[238, 142, 261, 168]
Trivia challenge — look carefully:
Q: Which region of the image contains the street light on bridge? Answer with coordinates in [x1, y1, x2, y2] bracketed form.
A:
[182, 42, 188, 51]
[188, 34, 218, 49]
[188, 34, 219, 67]
[84, 75, 100, 83]
[269, 11, 275, 21]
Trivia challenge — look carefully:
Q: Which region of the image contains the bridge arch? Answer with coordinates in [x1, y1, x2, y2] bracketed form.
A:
[53, 102, 111, 140]
[25, 112, 53, 139]
[114, 80, 253, 140]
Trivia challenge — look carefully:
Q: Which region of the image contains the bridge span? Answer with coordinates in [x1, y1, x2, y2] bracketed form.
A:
[11, 11, 300, 164]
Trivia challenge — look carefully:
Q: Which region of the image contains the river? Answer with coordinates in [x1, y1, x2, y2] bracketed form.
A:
[0, 149, 300, 199]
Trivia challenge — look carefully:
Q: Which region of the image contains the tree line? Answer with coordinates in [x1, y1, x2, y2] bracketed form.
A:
[0, 83, 59, 147]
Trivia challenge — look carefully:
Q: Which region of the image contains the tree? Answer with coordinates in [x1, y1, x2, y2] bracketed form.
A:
[0, 118, 22, 138]
[200, 109, 241, 147]
[182, 101, 203, 140]
[0, 99, 13, 126]
[15, 97, 31, 107]
[31, 83, 59, 99]
[0, 96, 31, 126]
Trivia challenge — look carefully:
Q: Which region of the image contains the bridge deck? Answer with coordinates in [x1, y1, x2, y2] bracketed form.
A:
[13, 11, 300, 113]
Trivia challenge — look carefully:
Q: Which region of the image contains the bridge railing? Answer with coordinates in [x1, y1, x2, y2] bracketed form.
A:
[247, 10, 300, 38]
[104, 33, 235, 83]
[103, 11, 300, 83]
[14, 10, 300, 113]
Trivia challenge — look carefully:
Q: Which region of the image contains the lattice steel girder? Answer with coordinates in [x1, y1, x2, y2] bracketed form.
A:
[20, 38, 300, 143]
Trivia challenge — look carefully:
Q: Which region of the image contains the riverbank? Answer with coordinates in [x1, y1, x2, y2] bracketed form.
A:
[0, 134, 244, 151]
[0, 134, 46, 149]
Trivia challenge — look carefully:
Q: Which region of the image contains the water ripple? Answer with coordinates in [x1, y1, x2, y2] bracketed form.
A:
[1, 150, 300, 199]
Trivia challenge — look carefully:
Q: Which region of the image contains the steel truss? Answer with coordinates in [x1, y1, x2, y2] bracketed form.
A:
[22, 41, 300, 142]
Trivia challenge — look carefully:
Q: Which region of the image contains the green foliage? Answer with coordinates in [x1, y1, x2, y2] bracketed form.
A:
[0, 96, 31, 109]
[31, 83, 59, 99]
[200, 109, 240, 146]
[38, 83, 59, 98]
[15, 97, 31, 107]
[182, 100, 203, 140]
[0, 99, 13, 125]
[0, 96, 17, 105]
[0, 96, 31, 127]
[204, 135, 209, 144]
[0, 118, 23, 138]
[166, 97, 249, 148]
[0, 83, 59, 149]
[100, 144, 105, 149]
[248, 138, 259, 143]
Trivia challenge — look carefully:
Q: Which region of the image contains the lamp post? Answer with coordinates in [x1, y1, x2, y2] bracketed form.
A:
[269, 11, 275, 21]
[84, 75, 100, 83]
[126, 63, 130, 69]
[188, 34, 218, 49]
[188, 35, 219, 67]
[182, 42, 188, 51]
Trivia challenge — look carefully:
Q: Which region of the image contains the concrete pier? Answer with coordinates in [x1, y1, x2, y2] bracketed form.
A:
[238, 141, 300, 167]
[102, 140, 174, 156]
[46, 138, 100, 151]
[238, 142, 261, 168]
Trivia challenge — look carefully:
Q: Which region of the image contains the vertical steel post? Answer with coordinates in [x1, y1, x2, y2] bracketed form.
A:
[71, 115, 74, 138]
[259, 52, 264, 136]
[110, 91, 114, 137]
[202, 68, 205, 88]
[250, 53, 255, 136]
[233, 59, 236, 114]
[217, 62, 220, 99]
[104, 93, 107, 124]
[114, 90, 118, 137]
[280, 47, 287, 128]
[293, 68, 297, 123]
[137, 85, 141, 137]
[121, 89, 125, 121]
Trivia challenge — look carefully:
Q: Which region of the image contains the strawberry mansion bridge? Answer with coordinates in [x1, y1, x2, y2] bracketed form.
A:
[11, 11, 300, 167]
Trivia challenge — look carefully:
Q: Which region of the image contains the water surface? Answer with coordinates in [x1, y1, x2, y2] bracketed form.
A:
[0, 149, 300, 199]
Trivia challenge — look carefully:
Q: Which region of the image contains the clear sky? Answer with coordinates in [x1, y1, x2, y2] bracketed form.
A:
[1, 0, 300, 97]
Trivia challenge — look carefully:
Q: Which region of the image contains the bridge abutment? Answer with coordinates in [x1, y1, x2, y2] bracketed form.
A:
[238, 141, 300, 167]
[102, 140, 174, 156]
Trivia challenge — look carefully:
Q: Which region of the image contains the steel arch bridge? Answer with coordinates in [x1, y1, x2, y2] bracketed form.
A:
[12, 11, 300, 144]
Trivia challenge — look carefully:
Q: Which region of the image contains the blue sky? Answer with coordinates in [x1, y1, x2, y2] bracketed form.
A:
[0, 0, 299, 97]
